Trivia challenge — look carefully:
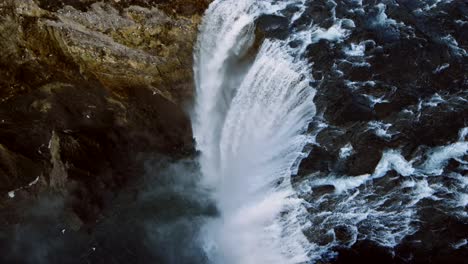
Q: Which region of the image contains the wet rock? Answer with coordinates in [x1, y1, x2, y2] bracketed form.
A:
[293, 1, 334, 29]
[334, 224, 355, 245]
[342, 133, 386, 176]
[296, 0, 468, 262]
[396, 200, 468, 264]
[311, 184, 336, 198]
[256, 14, 290, 40]
[296, 145, 335, 177]
[298, 0, 467, 178]
[305, 39, 338, 76]
[317, 81, 375, 126]
[333, 240, 398, 264]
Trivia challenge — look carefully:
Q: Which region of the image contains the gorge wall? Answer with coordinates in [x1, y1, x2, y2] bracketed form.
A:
[0, 0, 209, 230]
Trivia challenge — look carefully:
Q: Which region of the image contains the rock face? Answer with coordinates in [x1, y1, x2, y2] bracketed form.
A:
[0, 0, 209, 227]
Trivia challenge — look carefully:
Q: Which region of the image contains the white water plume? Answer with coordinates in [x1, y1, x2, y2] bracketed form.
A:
[192, 0, 315, 263]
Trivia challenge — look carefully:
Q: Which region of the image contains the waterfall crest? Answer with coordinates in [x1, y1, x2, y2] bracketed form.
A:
[193, 1, 315, 263]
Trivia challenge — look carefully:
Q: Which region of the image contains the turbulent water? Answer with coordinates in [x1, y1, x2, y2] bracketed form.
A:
[193, 0, 467, 263]
[1, 1, 466, 264]
[193, 1, 316, 263]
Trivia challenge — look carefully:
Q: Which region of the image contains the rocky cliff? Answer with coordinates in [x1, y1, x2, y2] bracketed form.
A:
[0, 0, 209, 228]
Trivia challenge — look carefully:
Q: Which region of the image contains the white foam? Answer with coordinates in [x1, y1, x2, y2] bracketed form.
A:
[433, 63, 450, 74]
[423, 142, 468, 175]
[341, 19, 356, 29]
[344, 80, 376, 90]
[423, 93, 445, 107]
[458, 127, 468, 141]
[441, 34, 467, 56]
[300, 172, 417, 251]
[308, 175, 370, 194]
[424, 0, 454, 11]
[350, 61, 371, 67]
[409, 179, 438, 206]
[344, 43, 366, 56]
[298, 125, 468, 259]
[310, 20, 350, 44]
[372, 150, 415, 178]
[363, 94, 389, 108]
[339, 143, 354, 159]
[452, 239, 467, 250]
[371, 4, 397, 27]
[367, 121, 397, 140]
[456, 193, 468, 207]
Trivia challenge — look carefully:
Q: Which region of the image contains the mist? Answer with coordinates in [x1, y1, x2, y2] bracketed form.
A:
[0, 156, 216, 264]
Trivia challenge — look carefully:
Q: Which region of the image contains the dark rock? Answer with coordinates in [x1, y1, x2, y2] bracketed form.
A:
[333, 240, 399, 264]
[319, 82, 375, 126]
[305, 39, 338, 74]
[292, 1, 334, 30]
[256, 14, 290, 40]
[0, 0, 201, 227]
[343, 130, 387, 176]
[296, 145, 335, 178]
[334, 224, 355, 245]
[311, 184, 336, 197]
[297, 0, 468, 262]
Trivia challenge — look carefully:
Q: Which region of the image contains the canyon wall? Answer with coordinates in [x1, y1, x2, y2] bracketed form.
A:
[0, 0, 209, 227]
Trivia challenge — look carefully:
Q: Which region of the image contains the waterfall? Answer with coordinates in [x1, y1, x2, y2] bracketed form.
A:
[192, 0, 316, 263]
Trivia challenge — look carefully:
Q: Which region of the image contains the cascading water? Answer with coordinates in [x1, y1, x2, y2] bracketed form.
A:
[192, 0, 468, 263]
[0, 0, 466, 263]
[192, 0, 316, 263]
